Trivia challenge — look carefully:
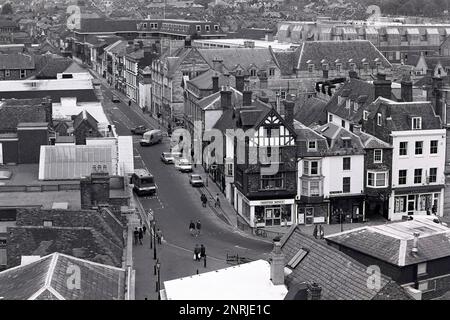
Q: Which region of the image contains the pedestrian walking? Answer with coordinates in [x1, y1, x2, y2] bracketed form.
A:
[143, 225, 147, 235]
[214, 193, 221, 208]
[189, 220, 196, 236]
[194, 244, 201, 261]
[201, 194, 207, 207]
[128, 100, 132, 107]
[200, 244, 206, 259]
[157, 228, 163, 244]
[138, 227, 143, 245]
[133, 227, 139, 245]
[196, 220, 202, 236]
[313, 224, 318, 239]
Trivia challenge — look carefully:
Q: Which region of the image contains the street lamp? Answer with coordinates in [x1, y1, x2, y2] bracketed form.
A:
[153, 220, 157, 260]
[156, 260, 161, 300]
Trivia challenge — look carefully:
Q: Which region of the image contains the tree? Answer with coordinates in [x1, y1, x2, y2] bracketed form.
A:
[1, 2, 12, 15]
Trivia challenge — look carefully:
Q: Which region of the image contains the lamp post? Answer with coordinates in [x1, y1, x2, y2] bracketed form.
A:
[156, 260, 161, 300]
[153, 220, 157, 260]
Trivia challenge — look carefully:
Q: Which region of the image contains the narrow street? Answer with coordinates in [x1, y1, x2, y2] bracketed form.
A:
[96, 74, 272, 299]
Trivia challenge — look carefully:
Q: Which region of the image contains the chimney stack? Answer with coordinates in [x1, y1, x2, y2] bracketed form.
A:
[432, 76, 444, 118]
[212, 57, 223, 73]
[412, 232, 420, 254]
[258, 71, 268, 89]
[401, 74, 413, 102]
[349, 70, 358, 79]
[283, 98, 295, 127]
[309, 282, 322, 300]
[184, 36, 192, 48]
[374, 72, 392, 100]
[212, 74, 219, 93]
[220, 86, 232, 109]
[270, 241, 285, 286]
[243, 82, 252, 106]
[235, 71, 245, 93]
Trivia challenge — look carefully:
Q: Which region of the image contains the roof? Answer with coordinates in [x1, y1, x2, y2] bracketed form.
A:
[198, 87, 243, 110]
[188, 69, 227, 91]
[162, 259, 288, 300]
[294, 96, 327, 127]
[297, 40, 391, 71]
[0, 253, 125, 300]
[0, 89, 98, 103]
[353, 130, 392, 149]
[0, 53, 34, 69]
[35, 57, 80, 79]
[273, 50, 299, 76]
[39, 145, 115, 180]
[77, 18, 137, 33]
[73, 110, 98, 131]
[0, 98, 48, 133]
[281, 225, 412, 300]
[367, 98, 442, 131]
[325, 217, 450, 266]
[315, 122, 365, 155]
[294, 121, 329, 156]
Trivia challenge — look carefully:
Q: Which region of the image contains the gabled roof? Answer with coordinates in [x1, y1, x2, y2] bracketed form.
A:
[325, 217, 450, 267]
[188, 69, 227, 91]
[73, 110, 99, 131]
[297, 40, 391, 71]
[315, 122, 365, 155]
[294, 96, 327, 127]
[0, 53, 35, 69]
[198, 87, 242, 110]
[0, 253, 125, 300]
[281, 226, 412, 300]
[353, 129, 392, 149]
[294, 121, 329, 156]
[272, 49, 299, 76]
[77, 18, 138, 33]
[35, 57, 78, 79]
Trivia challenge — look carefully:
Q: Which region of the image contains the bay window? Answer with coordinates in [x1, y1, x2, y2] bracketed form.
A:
[261, 173, 284, 190]
[367, 171, 388, 188]
[301, 179, 323, 197]
[303, 160, 320, 176]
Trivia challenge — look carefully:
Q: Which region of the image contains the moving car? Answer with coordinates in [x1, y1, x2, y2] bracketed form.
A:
[189, 174, 204, 187]
[160, 152, 182, 164]
[174, 158, 193, 172]
[131, 169, 156, 196]
[131, 125, 148, 135]
[140, 130, 163, 146]
[112, 94, 120, 103]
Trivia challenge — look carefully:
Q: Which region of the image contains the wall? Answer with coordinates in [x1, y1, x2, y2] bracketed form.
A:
[323, 154, 365, 196]
[0, 139, 18, 164]
[17, 127, 48, 164]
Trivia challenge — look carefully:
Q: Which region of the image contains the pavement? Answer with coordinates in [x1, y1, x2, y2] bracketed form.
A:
[88, 68, 273, 300]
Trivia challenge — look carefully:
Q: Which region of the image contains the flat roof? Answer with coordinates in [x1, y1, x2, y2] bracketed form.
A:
[193, 38, 299, 51]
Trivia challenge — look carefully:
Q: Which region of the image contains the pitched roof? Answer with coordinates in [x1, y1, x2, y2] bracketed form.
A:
[294, 96, 327, 127]
[272, 50, 298, 76]
[0, 98, 47, 133]
[73, 110, 99, 131]
[367, 98, 442, 131]
[198, 87, 243, 110]
[315, 122, 365, 155]
[188, 69, 228, 91]
[281, 226, 412, 300]
[0, 53, 35, 69]
[0, 253, 125, 300]
[353, 130, 392, 149]
[297, 40, 391, 71]
[294, 121, 329, 156]
[325, 217, 450, 266]
[34, 57, 76, 79]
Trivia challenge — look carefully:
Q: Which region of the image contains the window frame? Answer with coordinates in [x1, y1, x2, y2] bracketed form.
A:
[415, 141, 423, 155]
[343, 157, 351, 171]
[399, 169, 407, 185]
[430, 140, 438, 154]
[377, 113, 382, 126]
[367, 171, 388, 188]
[414, 168, 423, 184]
[363, 110, 369, 121]
[429, 168, 437, 183]
[307, 140, 317, 151]
[412, 117, 422, 130]
[399, 141, 408, 156]
[374, 149, 383, 163]
[342, 177, 351, 193]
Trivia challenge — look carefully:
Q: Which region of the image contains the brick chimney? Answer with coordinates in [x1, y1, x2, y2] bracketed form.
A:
[184, 36, 192, 48]
[243, 82, 252, 106]
[235, 72, 245, 93]
[353, 124, 362, 134]
[270, 241, 285, 286]
[258, 71, 268, 89]
[309, 282, 322, 300]
[283, 99, 295, 127]
[80, 165, 111, 209]
[220, 86, 232, 109]
[374, 73, 392, 100]
[212, 57, 223, 73]
[41, 96, 53, 127]
[432, 76, 444, 118]
[401, 74, 413, 102]
[212, 74, 219, 93]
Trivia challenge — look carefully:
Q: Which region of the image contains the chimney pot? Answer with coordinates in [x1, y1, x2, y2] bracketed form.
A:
[309, 282, 322, 300]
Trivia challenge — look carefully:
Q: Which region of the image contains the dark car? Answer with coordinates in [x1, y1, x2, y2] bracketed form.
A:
[112, 94, 120, 103]
[131, 125, 148, 135]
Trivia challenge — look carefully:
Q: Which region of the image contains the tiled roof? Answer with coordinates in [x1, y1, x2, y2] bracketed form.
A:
[281, 226, 411, 300]
[73, 110, 98, 131]
[294, 121, 329, 156]
[0, 89, 99, 103]
[198, 47, 279, 73]
[0, 253, 125, 300]
[297, 40, 391, 71]
[315, 122, 365, 155]
[272, 50, 298, 76]
[294, 96, 327, 127]
[104, 40, 129, 55]
[188, 69, 228, 90]
[424, 56, 450, 70]
[353, 130, 392, 149]
[198, 87, 243, 110]
[0, 98, 47, 133]
[325, 78, 376, 123]
[35, 57, 75, 79]
[325, 218, 450, 266]
[367, 98, 442, 131]
[0, 53, 35, 69]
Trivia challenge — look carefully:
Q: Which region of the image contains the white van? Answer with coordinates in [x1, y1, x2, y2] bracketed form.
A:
[131, 169, 156, 196]
[140, 129, 163, 146]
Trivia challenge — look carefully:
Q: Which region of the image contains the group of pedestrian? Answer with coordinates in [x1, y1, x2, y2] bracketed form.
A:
[189, 220, 202, 237]
[194, 244, 206, 261]
[200, 193, 221, 208]
[134, 227, 144, 245]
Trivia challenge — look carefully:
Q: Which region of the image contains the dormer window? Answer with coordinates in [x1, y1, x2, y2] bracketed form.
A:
[322, 63, 328, 70]
[342, 137, 352, 148]
[250, 69, 257, 77]
[205, 25, 210, 32]
[363, 110, 369, 121]
[412, 117, 422, 130]
[214, 25, 219, 31]
[377, 113, 382, 126]
[308, 64, 314, 73]
[346, 99, 351, 109]
[363, 62, 369, 73]
[350, 63, 356, 71]
[196, 25, 201, 32]
[336, 63, 342, 73]
[307, 140, 317, 151]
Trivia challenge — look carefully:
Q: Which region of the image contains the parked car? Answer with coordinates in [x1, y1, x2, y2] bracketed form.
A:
[189, 174, 204, 187]
[160, 152, 181, 164]
[140, 130, 163, 146]
[175, 158, 193, 172]
[131, 125, 148, 135]
[112, 94, 120, 103]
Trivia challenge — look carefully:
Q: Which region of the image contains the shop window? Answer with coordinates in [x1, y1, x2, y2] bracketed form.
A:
[394, 196, 407, 213]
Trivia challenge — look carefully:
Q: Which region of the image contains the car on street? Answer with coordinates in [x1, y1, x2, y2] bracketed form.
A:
[112, 94, 120, 103]
[131, 169, 157, 196]
[160, 152, 182, 164]
[189, 174, 204, 187]
[140, 129, 163, 146]
[131, 125, 148, 135]
[174, 158, 193, 172]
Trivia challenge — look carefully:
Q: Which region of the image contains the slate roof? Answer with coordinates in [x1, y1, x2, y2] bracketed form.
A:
[294, 121, 329, 157]
[198, 87, 243, 110]
[280, 226, 412, 300]
[325, 217, 450, 266]
[366, 97, 442, 131]
[0, 89, 98, 103]
[188, 69, 228, 91]
[0, 53, 35, 69]
[0, 253, 126, 300]
[424, 56, 450, 71]
[0, 98, 47, 133]
[272, 50, 298, 76]
[198, 47, 279, 73]
[314, 122, 365, 155]
[35, 57, 77, 79]
[73, 110, 99, 131]
[353, 130, 392, 149]
[104, 40, 129, 55]
[325, 78, 376, 123]
[297, 40, 391, 71]
[294, 96, 327, 127]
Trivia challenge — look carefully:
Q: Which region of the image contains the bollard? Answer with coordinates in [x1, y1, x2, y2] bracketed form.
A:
[155, 280, 158, 292]
[204, 255, 207, 268]
[196, 269, 199, 274]
[154, 264, 157, 275]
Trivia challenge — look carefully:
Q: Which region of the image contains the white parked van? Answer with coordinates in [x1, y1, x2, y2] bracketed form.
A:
[140, 129, 163, 146]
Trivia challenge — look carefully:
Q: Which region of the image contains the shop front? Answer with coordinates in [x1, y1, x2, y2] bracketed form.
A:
[234, 189, 295, 228]
[296, 202, 329, 226]
[329, 195, 365, 224]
